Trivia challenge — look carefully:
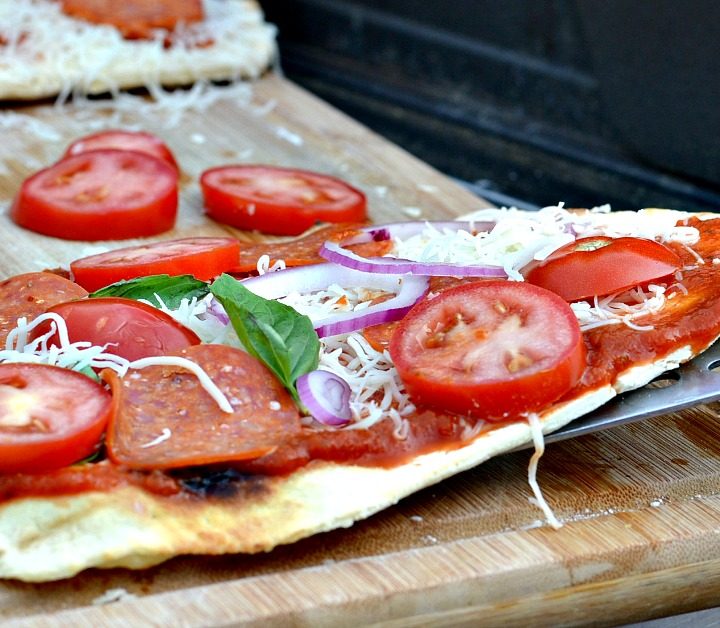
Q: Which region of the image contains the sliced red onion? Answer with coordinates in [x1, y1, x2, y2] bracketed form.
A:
[205, 297, 230, 325]
[241, 263, 428, 338]
[297, 370, 352, 426]
[319, 220, 507, 277]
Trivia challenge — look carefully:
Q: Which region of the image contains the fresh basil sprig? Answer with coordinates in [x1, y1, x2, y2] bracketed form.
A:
[210, 274, 320, 403]
[89, 274, 210, 309]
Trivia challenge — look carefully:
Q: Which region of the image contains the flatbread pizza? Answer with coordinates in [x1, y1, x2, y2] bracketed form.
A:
[0, 0, 276, 101]
[1, 150, 720, 582]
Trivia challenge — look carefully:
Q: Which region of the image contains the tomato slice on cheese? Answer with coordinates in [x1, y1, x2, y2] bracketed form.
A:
[64, 130, 179, 172]
[104, 344, 302, 470]
[0, 363, 112, 474]
[70, 237, 241, 292]
[39, 297, 200, 362]
[201, 165, 367, 236]
[523, 236, 683, 302]
[11, 149, 178, 241]
[389, 281, 586, 420]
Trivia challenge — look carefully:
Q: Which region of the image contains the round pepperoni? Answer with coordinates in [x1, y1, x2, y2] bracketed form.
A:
[104, 344, 302, 470]
[0, 272, 88, 346]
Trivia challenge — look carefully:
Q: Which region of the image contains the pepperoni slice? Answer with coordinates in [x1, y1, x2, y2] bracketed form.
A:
[0, 272, 88, 346]
[104, 344, 302, 470]
[233, 223, 390, 274]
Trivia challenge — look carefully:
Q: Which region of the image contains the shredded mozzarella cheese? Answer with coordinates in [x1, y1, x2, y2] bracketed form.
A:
[526, 412, 562, 529]
[0, 312, 233, 413]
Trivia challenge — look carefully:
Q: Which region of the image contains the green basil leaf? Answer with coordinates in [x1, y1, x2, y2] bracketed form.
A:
[210, 274, 320, 400]
[89, 275, 210, 309]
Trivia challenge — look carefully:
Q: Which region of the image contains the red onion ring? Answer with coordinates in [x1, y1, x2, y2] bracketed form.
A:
[297, 370, 352, 426]
[319, 220, 507, 277]
[241, 263, 428, 338]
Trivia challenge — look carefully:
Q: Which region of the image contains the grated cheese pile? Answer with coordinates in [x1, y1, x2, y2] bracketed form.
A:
[394, 204, 700, 331]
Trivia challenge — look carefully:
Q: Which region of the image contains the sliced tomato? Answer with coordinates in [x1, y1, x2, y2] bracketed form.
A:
[60, 0, 203, 40]
[70, 237, 241, 292]
[389, 281, 586, 421]
[0, 363, 112, 474]
[0, 272, 88, 346]
[64, 130, 179, 171]
[104, 344, 302, 470]
[37, 297, 200, 362]
[523, 236, 683, 302]
[201, 165, 367, 236]
[11, 149, 178, 241]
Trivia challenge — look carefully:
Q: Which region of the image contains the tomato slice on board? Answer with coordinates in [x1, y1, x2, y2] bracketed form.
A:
[11, 149, 178, 241]
[0, 363, 112, 474]
[104, 344, 302, 470]
[37, 297, 200, 362]
[201, 165, 367, 236]
[64, 130, 179, 172]
[523, 236, 683, 302]
[60, 0, 203, 40]
[70, 237, 241, 292]
[0, 272, 88, 346]
[389, 281, 586, 421]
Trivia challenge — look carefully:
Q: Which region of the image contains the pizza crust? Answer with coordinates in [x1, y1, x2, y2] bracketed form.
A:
[0, 0, 276, 101]
[0, 383, 615, 582]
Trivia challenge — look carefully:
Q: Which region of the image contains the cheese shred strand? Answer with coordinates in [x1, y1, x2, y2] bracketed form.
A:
[526, 412, 563, 529]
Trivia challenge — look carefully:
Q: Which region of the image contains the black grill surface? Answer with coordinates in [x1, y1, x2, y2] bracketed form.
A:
[261, 0, 720, 212]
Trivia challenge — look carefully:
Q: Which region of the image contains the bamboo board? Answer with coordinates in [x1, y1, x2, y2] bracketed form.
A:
[1, 75, 720, 626]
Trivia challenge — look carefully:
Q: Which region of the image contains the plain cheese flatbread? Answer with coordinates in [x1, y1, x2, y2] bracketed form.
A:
[0, 0, 276, 101]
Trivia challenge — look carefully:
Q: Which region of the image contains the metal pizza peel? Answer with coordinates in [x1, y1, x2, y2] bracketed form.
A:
[541, 340, 720, 446]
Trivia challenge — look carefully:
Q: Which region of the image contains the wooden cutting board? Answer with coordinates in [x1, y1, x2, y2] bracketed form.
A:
[1, 75, 720, 627]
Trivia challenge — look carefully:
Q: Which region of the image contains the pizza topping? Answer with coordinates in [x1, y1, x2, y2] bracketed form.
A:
[0, 272, 88, 347]
[526, 412, 562, 529]
[70, 237, 241, 292]
[201, 165, 368, 236]
[327, 206, 699, 283]
[105, 344, 302, 470]
[320, 331, 414, 434]
[127, 355, 233, 413]
[570, 284, 671, 332]
[389, 281, 586, 420]
[3, 312, 128, 374]
[241, 263, 429, 337]
[39, 297, 201, 362]
[319, 221, 506, 277]
[0, 363, 112, 474]
[63, 129, 179, 171]
[11, 149, 178, 241]
[89, 274, 210, 308]
[59, 0, 204, 41]
[522, 236, 683, 302]
[296, 370, 352, 427]
[210, 274, 320, 405]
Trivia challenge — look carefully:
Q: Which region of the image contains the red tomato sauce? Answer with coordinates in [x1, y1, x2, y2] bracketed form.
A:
[3, 217, 720, 501]
[0, 462, 181, 502]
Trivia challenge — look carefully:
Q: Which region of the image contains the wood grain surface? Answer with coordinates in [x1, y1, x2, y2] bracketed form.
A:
[1, 75, 720, 626]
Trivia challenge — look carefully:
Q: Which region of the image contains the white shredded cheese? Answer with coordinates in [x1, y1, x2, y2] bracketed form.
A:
[140, 428, 172, 449]
[0, 312, 233, 414]
[526, 412, 562, 529]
